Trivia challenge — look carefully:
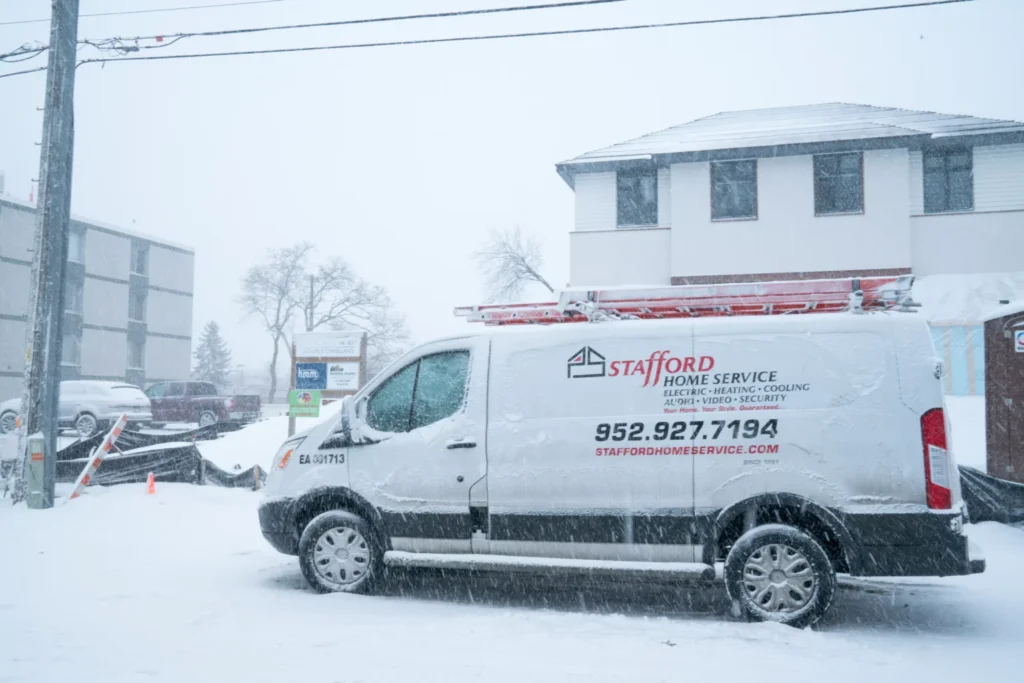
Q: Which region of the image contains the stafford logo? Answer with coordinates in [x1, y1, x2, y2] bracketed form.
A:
[568, 346, 607, 378]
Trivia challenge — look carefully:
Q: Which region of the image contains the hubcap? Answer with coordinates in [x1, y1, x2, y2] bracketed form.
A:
[0, 413, 16, 434]
[742, 543, 816, 613]
[199, 413, 216, 427]
[76, 414, 97, 438]
[312, 526, 371, 587]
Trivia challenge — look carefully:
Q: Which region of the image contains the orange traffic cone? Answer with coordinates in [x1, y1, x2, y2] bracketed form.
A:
[146, 472, 156, 495]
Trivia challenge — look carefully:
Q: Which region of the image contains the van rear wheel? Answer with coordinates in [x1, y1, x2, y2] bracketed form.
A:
[298, 510, 383, 594]
[724, 524, 836, 628]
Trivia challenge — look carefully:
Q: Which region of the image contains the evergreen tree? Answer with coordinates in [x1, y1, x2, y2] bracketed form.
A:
[192, 321, 232, 386]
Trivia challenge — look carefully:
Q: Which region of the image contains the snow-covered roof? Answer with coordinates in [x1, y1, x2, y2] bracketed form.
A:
[982, 300, 1024, 322]
[557, 103, 1024, 184]
[913, 273, 1024, 324]
[0, 193, 194, 253]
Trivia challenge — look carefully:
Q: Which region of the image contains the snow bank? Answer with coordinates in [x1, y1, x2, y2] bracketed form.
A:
[0, 484, 1021, 682]
[914, 272, 1024, 324]
[196, 402, 344, 471]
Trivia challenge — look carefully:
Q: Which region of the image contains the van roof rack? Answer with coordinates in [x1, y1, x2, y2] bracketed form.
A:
[455, 275, 917, 325]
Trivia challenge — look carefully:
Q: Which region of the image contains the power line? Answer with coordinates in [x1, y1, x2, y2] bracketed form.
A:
[0, 43, 47, 63]
[0, 0, 289, 26]
[0, 0, 976, 80]
[99, 0, 626, 45]
[74, 0, 974, 67]
[0, 64, 47, 80]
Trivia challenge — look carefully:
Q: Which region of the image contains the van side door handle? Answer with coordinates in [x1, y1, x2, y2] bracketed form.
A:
[446, 440, 477, 450]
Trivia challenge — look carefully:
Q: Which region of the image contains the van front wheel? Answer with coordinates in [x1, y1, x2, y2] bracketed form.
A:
[298, 510, 382, 594]
[724, 524, 836, 628]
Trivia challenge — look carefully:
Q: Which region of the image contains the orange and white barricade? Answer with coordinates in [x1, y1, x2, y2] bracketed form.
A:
[64, 414, 128, 503]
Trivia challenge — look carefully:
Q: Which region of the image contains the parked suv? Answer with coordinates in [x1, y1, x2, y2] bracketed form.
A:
[144, 381, 261, 428]
[0, 380, 152, 438]
[258, 308, 984, 627]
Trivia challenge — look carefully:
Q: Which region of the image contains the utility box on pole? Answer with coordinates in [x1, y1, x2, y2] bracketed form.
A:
[25, 433, 47, 509]
[984, 302, 1024, 484]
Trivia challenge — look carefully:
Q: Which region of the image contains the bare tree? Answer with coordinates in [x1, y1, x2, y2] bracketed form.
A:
[241, 247, 410, 397]
[288, 258, 410, 377]
[475, 227, 554, 302]
[238, 243, 312, 402]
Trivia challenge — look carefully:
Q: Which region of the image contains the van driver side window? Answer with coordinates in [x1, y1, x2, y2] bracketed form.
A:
[365, 350, 470, 433]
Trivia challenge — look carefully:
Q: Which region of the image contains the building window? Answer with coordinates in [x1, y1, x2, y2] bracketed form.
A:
[131, 242, 149, 276]
[64, 279, 83, 315]
[61, 333, 81, 367]
[128, 338, 145, 370]
[711, 160, 757, 220]
[616, 170, 658, 227]
[67, 228, 85, 263]
[129, 290, 147, 323]
[923, 148, 973, 214]
[814, 152, 863, 215]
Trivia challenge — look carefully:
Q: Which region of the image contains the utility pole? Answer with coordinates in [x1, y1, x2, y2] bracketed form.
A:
[12, 0, 80, 506]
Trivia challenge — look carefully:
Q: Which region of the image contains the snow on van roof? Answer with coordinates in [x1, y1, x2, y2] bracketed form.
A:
[446, 308, 917, 342]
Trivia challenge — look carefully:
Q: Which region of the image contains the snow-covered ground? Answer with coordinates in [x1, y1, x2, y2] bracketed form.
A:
[2, 398, 1014, 681]
[0, 481, 1019, 682]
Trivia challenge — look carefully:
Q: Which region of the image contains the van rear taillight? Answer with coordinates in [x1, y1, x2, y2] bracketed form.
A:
[921, 408, 952, 509]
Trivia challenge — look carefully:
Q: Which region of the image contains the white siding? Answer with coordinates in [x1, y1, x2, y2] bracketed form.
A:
[146, 336, 191, 381]
[84, 229, 130, 281]
[908, 150, 924, 215]
[147, 290, 192, 338]
[0, 260, 30, 317]
[657, 167, 671, 228]
[81, 328, 126, 378]
[975, 143, 1024, 212]
[911, 211, 1024, 275]
[0, 204, 36, 261]
[148, 246, 195, 294]
[83, 278, 128, 328]
[569, 228, 671, 287]
[573, 172, 617, 231]
[669, 149, 912, 280]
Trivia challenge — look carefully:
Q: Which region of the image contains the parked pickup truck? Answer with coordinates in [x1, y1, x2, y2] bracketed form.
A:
[144, 381, 261, 428]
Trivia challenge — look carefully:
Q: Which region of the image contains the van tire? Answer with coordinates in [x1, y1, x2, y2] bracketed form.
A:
[298, 510, 383, 595]
[724, 524, 836, 628]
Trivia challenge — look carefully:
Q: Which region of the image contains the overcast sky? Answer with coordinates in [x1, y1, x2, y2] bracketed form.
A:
[1, 0, 1021, 376]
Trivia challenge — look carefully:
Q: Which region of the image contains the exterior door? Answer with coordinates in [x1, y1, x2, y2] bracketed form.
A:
[347, 337, 488, 553]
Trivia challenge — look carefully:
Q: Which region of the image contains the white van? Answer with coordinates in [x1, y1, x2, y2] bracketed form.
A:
[259, 299, 984, 627]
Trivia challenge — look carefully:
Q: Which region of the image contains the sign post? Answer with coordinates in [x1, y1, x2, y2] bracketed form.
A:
[288, 332, 367, 435]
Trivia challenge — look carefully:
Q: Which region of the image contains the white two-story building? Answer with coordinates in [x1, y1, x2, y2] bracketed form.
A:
[558, 103, 1024, 396]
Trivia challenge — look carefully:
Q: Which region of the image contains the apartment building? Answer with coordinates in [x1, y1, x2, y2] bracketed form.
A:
[0, 195, 194, 400]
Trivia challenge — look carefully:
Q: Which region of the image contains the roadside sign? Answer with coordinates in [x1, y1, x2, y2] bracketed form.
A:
[294, 332, 363, 358]
[327, 362, 360, 391]
[289, 390, 321, 418]
[1015, 329, 1024, 353]
[295, 362, 327, 390]
[289, 331, 366, 435]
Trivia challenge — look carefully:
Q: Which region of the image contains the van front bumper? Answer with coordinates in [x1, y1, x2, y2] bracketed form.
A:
[258, 496, 299, 556]
[838, 510, 983, 577]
